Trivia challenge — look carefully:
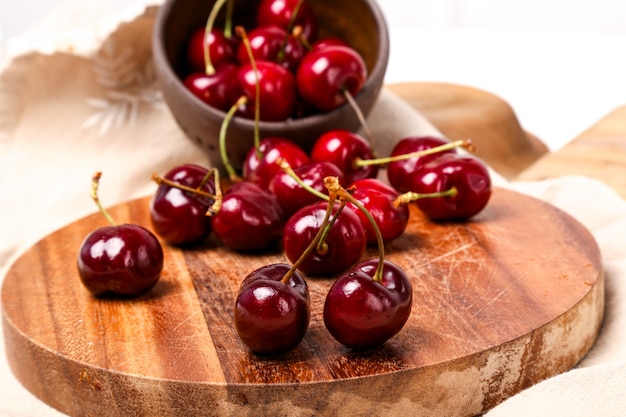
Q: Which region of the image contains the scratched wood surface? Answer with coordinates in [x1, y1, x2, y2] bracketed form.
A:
[2, 186, 603, 417]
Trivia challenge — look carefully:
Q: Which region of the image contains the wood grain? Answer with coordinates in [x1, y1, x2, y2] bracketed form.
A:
[386, 82, 549, 179]
[2, 187, 603, 417]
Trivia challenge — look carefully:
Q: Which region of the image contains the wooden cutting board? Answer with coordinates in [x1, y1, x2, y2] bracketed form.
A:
[2, 186, 603, 417]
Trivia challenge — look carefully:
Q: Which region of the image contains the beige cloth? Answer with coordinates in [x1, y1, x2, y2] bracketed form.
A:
[0, 1, 624, 416]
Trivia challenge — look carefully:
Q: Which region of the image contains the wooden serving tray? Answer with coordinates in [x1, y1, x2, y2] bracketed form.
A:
[2, 187, 603, 417]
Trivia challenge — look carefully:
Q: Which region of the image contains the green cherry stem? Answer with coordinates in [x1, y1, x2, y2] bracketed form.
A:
[287, 0, 305, 34]
[219, 95, 248, 182]
[324, 176, 386, 283]
[343, 89, 373, 145]
[224, 0, 234, 38]
[354, 139, 474, 168]
[203, 0, 229, 75]
[276, 158, 329, 202]
[90, 172, 116, 226]
[393, 187, 458, 208]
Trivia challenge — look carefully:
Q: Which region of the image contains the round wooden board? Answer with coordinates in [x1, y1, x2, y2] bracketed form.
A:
[2, 187, 603, 417]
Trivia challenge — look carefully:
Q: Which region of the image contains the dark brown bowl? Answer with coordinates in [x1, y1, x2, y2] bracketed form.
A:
[153, 0, 389, 170]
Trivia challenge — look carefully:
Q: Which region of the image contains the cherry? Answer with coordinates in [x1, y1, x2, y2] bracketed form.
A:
[310, 37, 349, 52]
[234, 263, 310, 355]
[296, 45, 367, 112]
[185, 27, 237, 74]
[269, 160, 344, 217]
[236, 25, 305, 73]
[236, 60, 296, 121]
[256, 0, 318, 43]
[396, 153, 492, 221]
[387, 136, 458, 193]
[323, 259, 412, 350]
[183, 63, 242, 112]
[210, 181, 284, 252]
[149, 164, 217, 246]
[310, 129, 378, 185]
[242, 137, 310, 189]
[77, 173, 163, 297]
[282, 200, 366, 276]
[347, 178, 409, 245]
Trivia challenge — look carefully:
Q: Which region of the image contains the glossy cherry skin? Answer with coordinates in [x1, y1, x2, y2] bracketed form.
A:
[269, 161, 345, 217]
[242, 137, 310, 189]
[409, 154, 492, 221]
[236, 25, 305, 73]
[211, 181, 284, 252]
[387, 136, 457, 194]
[310, 129, 378, 185]
[183, 63, 242, 112]
[77, 224, 164, 297]
[234, 263, 310, 355]
[150, 163, 215, 246]
[236, 61, 296, 121]
[256, 0, 318, 42]
[323, 259, 412, 350]
[186, 27, 237, 74]
[347, 178, 409, 245]
[296, 45, 367, 112]
[283, 201, 366, 276]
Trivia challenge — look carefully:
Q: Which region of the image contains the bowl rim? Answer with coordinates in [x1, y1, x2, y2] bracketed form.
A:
[152, 0, 390, 132]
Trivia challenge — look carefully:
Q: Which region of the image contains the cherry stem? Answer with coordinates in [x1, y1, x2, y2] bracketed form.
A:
[151, 172, 217, 200]
[287, 0, 305, 34]
[294, 25, 312, 51]
[315, 200, 346, 255]
[324, 176, 386, 283]
[276, 158, 329, 202]
[224, 0, 234, 38]
[203, 0, 229, 76]
[90, 172, 116, 226]
[343, 89, 373, 145]
[354, 139, 474, 168]
[393, 187, 459, 208]
[281, 183, 338, 284]
[236, 25, 262, 159]
[220, 95, 248, 182]
[206, 169, 223, 216]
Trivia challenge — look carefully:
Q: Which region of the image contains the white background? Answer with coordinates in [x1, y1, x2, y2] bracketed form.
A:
[2, 0, 626, 151]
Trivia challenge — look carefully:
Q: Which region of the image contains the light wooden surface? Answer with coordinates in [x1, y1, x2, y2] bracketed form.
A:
[518, 105, 626, 198]
[2, 187, 603, 417]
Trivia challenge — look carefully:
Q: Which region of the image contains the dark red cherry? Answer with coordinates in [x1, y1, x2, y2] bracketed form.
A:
[77, 224, 164, 297]
[257, 0, 318, 42]
[269, 161, 344, 217]
[183, 63, 242, 112]
[237, 60, 296, 121]
[150, 163, 215, 246]
[186, 27, 237, 74]
[242, 137, 310, 189]
[234, 263, 310, 355]
[310, 129, 378, 185]
[408, 153, 492, 221]
[387, 136, 457, 193]
[311, 37, 349, 52]
[211, 181, 284, 252]
[323, 259, 412, 350]
[236, 25, 305, 73]
[283, 200, 366, 276]
[347, 178, 409, 245]
[296, 45, 367, 112]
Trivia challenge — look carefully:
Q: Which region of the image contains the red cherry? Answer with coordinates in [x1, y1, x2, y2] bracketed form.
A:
[186, 27, 237, 73]
[311, 37, 349, 52]
[387, 136, 457, 193]
[257, 0, 318, 42]
[296, 45, 367, 112]
[183, 63, 242, 112]
[242, 137, 310, 189]
[405, 153, 492, 221]
[347, 178, 409, 245]
[237, 60, 296, 121]
[211, 181, 284, 252]
[282, 200, 366, 276]
[150, 164, 216, 246]
[234, 263, 310, 355]
[323, 259, 412, 350]
[236, 25, 305, 73]
[269, 161, 344, 217]
[310, 129, 378, 185]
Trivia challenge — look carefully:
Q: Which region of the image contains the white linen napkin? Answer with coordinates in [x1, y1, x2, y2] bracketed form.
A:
[0, 1, 624, 416]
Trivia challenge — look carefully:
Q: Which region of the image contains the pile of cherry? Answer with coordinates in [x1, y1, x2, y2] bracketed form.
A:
[182, 0, 369, 120]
